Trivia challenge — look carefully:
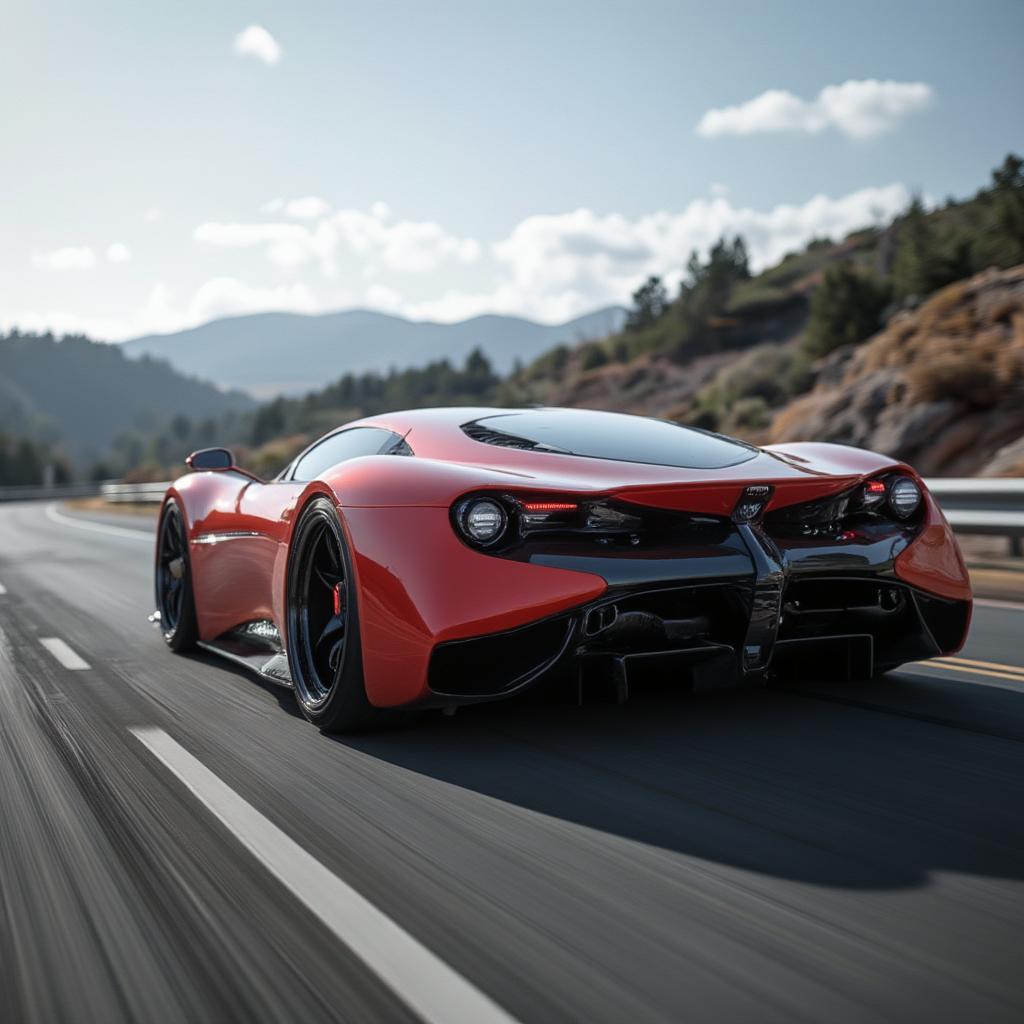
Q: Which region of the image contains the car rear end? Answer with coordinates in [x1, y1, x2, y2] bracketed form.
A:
[430, 470, 970, 703]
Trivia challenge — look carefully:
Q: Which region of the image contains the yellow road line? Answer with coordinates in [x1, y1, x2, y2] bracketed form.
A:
[925, 661, 1024, 684]
[940, 655, 1024, 676]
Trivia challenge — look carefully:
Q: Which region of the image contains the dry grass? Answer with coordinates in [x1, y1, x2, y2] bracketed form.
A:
[812, 267, 1021, 408]
[769, 391, 834, 440]
[768, 265, 1024, 468]
[65, 496, 159, 517]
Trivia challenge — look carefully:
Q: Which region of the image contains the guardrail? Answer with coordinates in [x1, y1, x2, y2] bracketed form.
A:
[101, 481, 170, 504]
[924, 478, 1024, 556]
[0, 482, 103, 503]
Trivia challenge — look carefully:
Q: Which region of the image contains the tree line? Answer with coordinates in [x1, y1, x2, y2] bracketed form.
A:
[0, 433, 71, 487]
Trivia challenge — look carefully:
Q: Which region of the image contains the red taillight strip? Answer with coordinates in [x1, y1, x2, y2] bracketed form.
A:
[520, 501, 578, 513]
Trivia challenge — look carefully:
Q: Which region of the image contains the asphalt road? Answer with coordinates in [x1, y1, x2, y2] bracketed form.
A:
[1, 499, 1023, 1024]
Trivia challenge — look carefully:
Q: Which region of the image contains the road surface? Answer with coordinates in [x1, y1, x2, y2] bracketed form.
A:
[1, 500, 1023, 1023]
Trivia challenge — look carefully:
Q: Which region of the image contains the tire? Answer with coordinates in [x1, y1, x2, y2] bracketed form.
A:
[285, 497, 400, 732]
[155, 499, 199, 652]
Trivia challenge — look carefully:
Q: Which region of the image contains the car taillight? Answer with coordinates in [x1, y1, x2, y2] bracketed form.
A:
[519, 500, 579, 528]
[520, 501, 577, 513]
[455, 498, 508, 546]
[888, 475, 922, 518]
[452, 493, 650, 548]
[862, 478, 887, 508]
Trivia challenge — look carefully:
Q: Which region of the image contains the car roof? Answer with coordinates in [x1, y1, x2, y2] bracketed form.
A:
[350, 406, 760, 472]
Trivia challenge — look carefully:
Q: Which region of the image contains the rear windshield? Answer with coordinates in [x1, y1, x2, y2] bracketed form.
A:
[466, 409, 758, 469]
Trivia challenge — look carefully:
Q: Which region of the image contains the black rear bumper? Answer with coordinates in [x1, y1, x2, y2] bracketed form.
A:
[426, 517, 970, 705]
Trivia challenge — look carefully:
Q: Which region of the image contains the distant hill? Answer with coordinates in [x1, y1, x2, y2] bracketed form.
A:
[0, 332, 253, 466]
[121, 306, 626, 398]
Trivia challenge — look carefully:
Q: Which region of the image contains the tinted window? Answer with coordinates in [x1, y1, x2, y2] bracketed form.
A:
[467, 410, 757, 469]
[291, 427, 401, 481]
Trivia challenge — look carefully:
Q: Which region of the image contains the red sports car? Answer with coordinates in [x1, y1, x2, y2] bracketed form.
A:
[154, 406, 972, 731]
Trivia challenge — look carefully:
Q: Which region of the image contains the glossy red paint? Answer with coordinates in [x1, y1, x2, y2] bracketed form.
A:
[168, 470, 308, 642]
[342, 507, 606, 706]
[164, 407, 972, 706]
[894, 486, 973, 604]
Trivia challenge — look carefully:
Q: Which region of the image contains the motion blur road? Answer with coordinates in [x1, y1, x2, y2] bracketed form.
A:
[1, 500, 1023, 1024]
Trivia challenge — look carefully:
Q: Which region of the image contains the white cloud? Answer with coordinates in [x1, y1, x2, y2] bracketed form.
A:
[10, 181, 914, 339]
[364, 284, 403, 313]
[195, 203, 481, 275]
[259, 195, 333, 219]
[194, 221, 329, 269]
[32, 245, 96, 271]
[2, 277, 321, 342]
[405, 183, 911, 323]
[697, 79, 933, 139]
[187, 277, 316, 322]
[106, 242, 132, 264]
[283, 196, 332, 219]
[233, 25, 282, 65]
[142, 207, 162, 224]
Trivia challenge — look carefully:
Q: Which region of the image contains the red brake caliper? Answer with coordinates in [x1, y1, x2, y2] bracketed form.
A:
[332, 582, 343, 617]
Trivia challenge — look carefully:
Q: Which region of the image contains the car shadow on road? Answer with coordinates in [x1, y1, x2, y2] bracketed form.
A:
[340, 672, 1024, 891]
[186, 649, 306, 720]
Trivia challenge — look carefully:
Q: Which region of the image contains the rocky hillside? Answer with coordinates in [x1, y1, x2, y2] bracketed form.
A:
[770, 266, 1024, 476]
[499, 155, 1024, 476]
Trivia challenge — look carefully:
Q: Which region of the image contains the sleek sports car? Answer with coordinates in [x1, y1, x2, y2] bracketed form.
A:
[154, 406, 972, 731]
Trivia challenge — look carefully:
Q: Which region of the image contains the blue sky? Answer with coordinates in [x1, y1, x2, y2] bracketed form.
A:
[1, 0, 1021, 339]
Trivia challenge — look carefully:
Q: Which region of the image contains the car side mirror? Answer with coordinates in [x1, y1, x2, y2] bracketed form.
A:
[186, 447, 235, 471]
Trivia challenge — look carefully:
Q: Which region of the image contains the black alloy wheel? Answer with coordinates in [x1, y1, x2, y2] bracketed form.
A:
[155, 500, 198, 651]
[286, 497, 398, 732]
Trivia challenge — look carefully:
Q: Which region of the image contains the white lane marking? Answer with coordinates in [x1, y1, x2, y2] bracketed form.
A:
[39, 637, 91, 670]
[974, 597, 1024, 613]
[45, 502, 153, 541]
[131, 727, 520, 1024]
[0, 580, 6, 595]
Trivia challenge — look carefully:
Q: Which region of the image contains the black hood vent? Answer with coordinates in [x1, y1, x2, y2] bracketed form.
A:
[462, 422, 566, 452]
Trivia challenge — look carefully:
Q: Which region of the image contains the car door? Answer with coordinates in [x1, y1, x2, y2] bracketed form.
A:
[198, 428, 405, 639]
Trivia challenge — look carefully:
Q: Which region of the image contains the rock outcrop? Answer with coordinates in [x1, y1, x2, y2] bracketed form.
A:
[769, 266, 1024, 475]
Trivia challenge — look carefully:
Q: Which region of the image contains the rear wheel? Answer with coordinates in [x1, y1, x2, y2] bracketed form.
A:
[155, 500, 198, 651]
[286, 497, 399, 732]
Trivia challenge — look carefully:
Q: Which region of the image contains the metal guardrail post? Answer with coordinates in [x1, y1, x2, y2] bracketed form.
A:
[100, 481, 170, 504]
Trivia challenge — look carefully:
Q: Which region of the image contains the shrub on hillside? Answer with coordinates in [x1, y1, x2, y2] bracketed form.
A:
[691, 343, 812, 435]
[579, 343, 610, 371]
[803, 265, 891, 358]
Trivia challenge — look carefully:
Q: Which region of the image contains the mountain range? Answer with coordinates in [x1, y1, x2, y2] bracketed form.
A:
[0, 332, 253, 465]
[122, 307, 626, 398]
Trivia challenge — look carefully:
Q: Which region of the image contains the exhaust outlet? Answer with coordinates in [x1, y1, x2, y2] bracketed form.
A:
[584, 605, 711, 645]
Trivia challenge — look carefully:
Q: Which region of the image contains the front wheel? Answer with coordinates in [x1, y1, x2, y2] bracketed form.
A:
[285, 497, 400, 732]
[155, 499, 198, 652]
